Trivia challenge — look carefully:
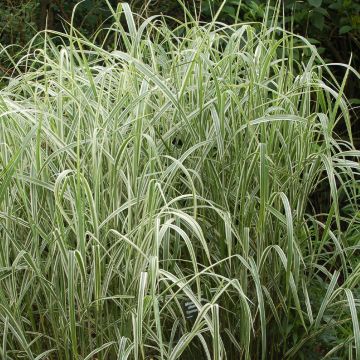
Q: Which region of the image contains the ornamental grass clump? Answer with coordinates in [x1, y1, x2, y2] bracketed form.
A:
[0, 2, 359, 359]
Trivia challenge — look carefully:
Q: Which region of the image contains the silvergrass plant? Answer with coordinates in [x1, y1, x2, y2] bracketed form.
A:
[0, 2, 359, 359]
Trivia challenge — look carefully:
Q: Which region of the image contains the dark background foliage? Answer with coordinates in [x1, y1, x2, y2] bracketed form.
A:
[1, 1, 359, 75]
[0, 0, 359, 140]
[1, 1, 359, 63]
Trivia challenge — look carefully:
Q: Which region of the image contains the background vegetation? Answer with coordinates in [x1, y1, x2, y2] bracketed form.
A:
[1, 0, 360, 69]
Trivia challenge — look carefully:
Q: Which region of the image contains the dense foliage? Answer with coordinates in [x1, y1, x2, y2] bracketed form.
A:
[1, 0, 359, 66]
[0, 3, 359, 359]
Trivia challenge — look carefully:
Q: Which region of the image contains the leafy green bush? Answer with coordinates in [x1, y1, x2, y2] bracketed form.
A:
[0, 0, 117, 77]
[202, 0, 360, 36]
[0, 0, 39, 47]
[0, 3, 359, 359]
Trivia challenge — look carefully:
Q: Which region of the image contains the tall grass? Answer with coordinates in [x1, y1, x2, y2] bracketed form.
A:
[0, 2, 359, 359]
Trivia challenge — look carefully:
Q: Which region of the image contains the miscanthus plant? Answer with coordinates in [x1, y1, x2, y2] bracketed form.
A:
[0, 2, 359, 359]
